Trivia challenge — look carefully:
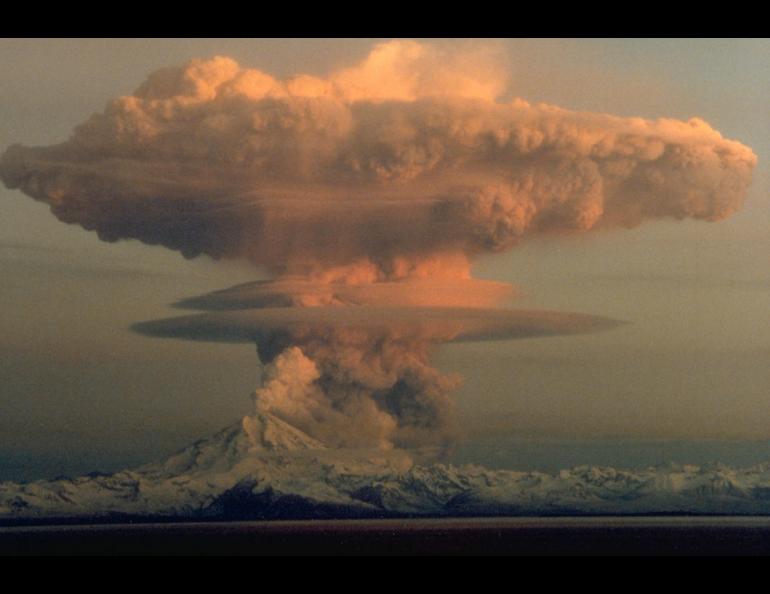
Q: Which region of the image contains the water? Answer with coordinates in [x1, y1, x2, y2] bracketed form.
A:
[3, 517, 770, 555]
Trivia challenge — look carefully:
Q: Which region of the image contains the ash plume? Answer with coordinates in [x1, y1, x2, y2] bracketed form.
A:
[1, 41, 757, 452]
[0, 40, 756, 281]
[135, 304, 622, 450]
[245, 335, 460, 451]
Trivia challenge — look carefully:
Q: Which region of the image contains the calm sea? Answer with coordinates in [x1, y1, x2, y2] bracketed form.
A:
[3, 516, 770, 555]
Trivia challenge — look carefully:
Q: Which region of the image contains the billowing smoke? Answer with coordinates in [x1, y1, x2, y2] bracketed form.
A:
[0, 40, 756, 281]
[245, 331, 460, 451]
[1, 41, 757, 451]
[134, 302, 621, 450]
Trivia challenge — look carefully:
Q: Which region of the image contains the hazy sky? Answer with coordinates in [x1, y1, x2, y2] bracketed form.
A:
[1, 39, 768, 480]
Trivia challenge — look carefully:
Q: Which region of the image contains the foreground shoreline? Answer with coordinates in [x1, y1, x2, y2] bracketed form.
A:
[3, 516, 770, 555]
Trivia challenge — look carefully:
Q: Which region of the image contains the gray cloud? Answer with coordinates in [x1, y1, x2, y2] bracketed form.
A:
[132, 305, 622, 345]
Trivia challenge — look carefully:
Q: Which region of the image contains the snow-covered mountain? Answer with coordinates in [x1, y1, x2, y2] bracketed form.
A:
[3, 413, 770, 522]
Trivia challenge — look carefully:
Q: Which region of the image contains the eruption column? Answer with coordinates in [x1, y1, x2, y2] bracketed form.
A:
[0, 41, 756, 452]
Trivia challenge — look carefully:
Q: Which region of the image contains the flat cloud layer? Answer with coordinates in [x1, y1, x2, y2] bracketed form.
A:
[171, 277, 516, 309]
[131, 305, 622, 344]
[0, 40, 757, 281]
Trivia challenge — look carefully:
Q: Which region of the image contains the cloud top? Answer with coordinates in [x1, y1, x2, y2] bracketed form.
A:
[0, 41, 756, 281]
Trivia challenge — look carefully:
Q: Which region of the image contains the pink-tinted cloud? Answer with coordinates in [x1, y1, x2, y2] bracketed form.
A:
[0, 41, 756, 281]
[0, 41, 755, 451]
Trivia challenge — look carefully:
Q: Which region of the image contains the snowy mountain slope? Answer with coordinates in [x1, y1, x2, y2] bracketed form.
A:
[3, 413, 770, 521]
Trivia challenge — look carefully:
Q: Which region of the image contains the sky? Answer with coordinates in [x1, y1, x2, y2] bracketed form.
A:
[0, 38, 768, 481]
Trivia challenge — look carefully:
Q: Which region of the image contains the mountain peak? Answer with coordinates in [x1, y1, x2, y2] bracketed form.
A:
[5, 412, 770, 521]
[242, 412, 328, 453]
[141, 412, 326, 479]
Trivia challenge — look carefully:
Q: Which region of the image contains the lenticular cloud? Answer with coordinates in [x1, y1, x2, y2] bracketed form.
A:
[0, 41, 757, 451]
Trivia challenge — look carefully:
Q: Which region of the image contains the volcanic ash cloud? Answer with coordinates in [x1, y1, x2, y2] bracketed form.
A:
[134, 302, 623, 450]
[0, 41, 757, 451]
[0, 40, 756, 282]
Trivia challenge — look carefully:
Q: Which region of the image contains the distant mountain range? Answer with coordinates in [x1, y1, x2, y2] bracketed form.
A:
[3, 412, 770, 523]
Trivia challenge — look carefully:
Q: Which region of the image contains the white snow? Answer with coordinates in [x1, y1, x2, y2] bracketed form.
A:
[3, 414, 770, 520]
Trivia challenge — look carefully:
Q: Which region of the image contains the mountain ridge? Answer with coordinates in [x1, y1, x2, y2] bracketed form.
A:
[3, 412, 770, 522]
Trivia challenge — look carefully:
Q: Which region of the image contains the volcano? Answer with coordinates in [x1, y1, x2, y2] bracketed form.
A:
[4, 411, 770, 524]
